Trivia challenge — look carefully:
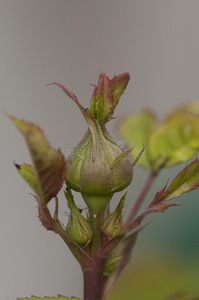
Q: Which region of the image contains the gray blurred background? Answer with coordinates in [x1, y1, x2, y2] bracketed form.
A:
[1, 0, 199, 299]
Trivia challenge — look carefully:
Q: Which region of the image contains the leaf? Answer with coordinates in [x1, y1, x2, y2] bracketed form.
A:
[18, 296, 81, 300]
[15, 164, 39, 196]
[110, 73, 130, 116]
[168, 99, 199, 116]
[151, 158, 199, 203]
[150, 111, 199, 168]
[94, 73, 113, 124]
[117, 110, 157, 168]
[10, 116, 66, 204]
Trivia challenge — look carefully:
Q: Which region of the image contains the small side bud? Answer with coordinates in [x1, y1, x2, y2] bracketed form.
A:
[102, 193, 126, 238]
[64, 188, 93, 245]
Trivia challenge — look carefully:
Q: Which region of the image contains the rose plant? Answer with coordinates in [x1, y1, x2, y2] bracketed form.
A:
[9, 73, 199, 300]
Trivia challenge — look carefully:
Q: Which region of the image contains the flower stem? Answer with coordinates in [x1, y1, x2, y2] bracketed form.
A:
[83, 256, 106, 300]
[125, 171, 156, 226]
[89, 208, 104, 258]
[83, 206, 106, 300]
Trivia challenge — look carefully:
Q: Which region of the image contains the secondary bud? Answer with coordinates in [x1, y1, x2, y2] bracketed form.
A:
[65, 189, 93, 245]
[102, 193, 126, 238]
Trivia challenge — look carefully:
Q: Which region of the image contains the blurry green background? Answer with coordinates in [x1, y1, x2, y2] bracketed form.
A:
[1, 1, 199, 299]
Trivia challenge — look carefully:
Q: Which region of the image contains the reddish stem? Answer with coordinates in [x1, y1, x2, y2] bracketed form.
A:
[83, 208, 106, 300]
[125, 171, 156, 226]
[83, 256, 106, 300]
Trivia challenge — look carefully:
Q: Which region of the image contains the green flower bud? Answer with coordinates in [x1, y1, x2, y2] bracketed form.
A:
[66, 121, 133, 211]
[50, 72, 133, 211]
[65, 189, 93, 245]
[102, 193, 126, 238]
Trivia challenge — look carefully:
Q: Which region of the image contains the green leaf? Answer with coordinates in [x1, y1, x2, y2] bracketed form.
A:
[168, 99, 199, 116]
[10, 116, 66, 204]
[15, 164, 39, 196]
[18, 296, 80, 300]
[153, 157, 199, 203]
[117, 110, 157, 168]
[150, 111, 199, 168]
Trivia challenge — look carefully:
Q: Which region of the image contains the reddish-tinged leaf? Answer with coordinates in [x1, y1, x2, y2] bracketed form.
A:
[95, 73, 113, 124]
[110, 73, 130, 115]
[48, 82, 79, 102]
[10, 116, 66, 204]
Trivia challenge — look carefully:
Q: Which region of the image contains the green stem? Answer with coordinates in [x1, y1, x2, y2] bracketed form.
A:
[90, 208, 104, 259]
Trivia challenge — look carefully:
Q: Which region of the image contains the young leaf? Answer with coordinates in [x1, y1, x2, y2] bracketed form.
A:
[10, 116, 66, 204]
[94, 73, 113, 124]
[110, 73, 130, 115]
[152, 157, 199, 203]
[150, 111, 199, 168]
[15, 164, 39, 196]
[117, 110, 157, 168]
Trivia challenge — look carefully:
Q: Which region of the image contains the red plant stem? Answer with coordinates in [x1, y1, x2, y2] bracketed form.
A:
[125, 171, 156, 226]
[83, 256, 106, 300]
[83, 208, 106, 300]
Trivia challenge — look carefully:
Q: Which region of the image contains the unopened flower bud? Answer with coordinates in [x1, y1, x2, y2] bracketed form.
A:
[102, 193, 126, 238]
[50, 73, 133, 211]
[66, 121, 133, 211]
[65, 189, 93, 245]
